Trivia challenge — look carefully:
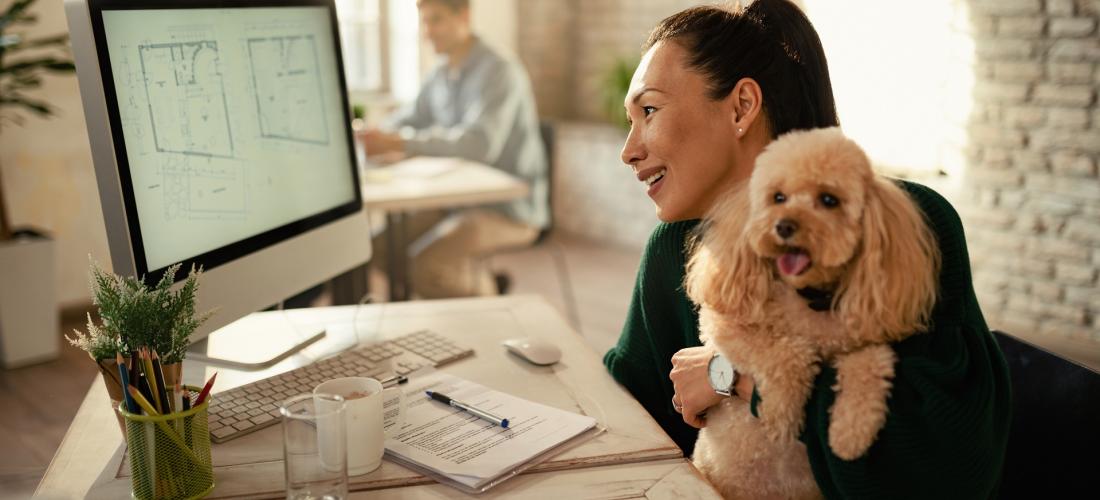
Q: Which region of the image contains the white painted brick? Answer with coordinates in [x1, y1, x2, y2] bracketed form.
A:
[1036, 320, 1093, 337]
[1045, 108, 1090, 128]
[968, 123, 1027, 147]
[1011, 150, 1048, 171]
[1095, 248, 1100, 264]
[1027, 172, 1100, 199]
[1046, 62, 1094, 83]
[975, 38, 1036, 59]
[972, 0, 1043, 15]
[973, 227, 1028, 252]
[1064, 219, 1100, 245]
[1017, 258, 1057, 278]
[1065, 285, 1100, 309]
[997, 310, 1040, 334]
[1038, 303, 1089, 324]
[1027, 235, 1090, 260]
[1050, 152, 1097, 177]
[1032, 84, 1096, 106]
[973, 81, 1030, 103]
[1007, 293, 1044, 314]
[966, 166, 1024, 188]
[1055, 261, 1097, 285]
[969, 15, 996, 35]
[1030, 281, 1064, 301]
[1003, 106, 1045, 126]
[1030, 128, 1100, 152]
[997, 17, 1046, 37]
[1049, 39, 1100, 61]
[1023, 194, 1082, 217]
[1049, 17, 1097, 37]
[999, 189, 1028, 208]
[1046, 0, 1075, 16]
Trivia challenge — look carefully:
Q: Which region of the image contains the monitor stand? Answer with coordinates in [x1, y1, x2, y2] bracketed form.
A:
[187, 312, 327, 371]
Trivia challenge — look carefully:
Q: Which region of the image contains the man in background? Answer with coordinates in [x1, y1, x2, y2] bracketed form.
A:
[359, 0, 548, 299]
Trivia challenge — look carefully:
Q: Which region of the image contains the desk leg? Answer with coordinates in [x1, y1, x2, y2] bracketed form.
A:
[396, 212, 413, 300]
[386, 212, 402, 301]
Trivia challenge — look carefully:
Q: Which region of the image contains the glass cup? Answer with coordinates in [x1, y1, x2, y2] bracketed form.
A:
[280, 393, 349, 500]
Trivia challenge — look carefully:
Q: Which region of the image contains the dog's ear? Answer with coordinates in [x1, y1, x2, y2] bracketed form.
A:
[685, 183, 772, 321]
[837, 178, 941, 342]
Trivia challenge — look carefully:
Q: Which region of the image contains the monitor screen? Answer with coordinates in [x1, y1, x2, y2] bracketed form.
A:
[92, 2, 360, 277]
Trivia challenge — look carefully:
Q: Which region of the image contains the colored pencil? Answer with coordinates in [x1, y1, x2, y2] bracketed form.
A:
[194, 372, 217, 406]
[141, 349, 162, 413]
[116, 353, 138, 413]
[151, 350, 172, 414]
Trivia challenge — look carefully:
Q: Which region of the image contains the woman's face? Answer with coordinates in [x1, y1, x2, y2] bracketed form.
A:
[621, 41, 752, 222]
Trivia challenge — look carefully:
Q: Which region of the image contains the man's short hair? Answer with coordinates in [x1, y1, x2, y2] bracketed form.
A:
[416, 0, 469, 11]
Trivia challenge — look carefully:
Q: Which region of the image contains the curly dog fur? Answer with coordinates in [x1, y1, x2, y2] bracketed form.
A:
[685, 128, 940, 499]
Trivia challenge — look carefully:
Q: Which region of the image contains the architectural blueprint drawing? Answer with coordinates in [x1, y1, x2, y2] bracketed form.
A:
[139, 41, 235, 158]
[247, 34, 330, 145]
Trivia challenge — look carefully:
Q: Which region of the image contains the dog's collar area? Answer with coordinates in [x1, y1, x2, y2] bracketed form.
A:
[797, 287, 834, 312]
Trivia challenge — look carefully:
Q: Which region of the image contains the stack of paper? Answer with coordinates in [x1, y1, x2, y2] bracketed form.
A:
[383, 371, 599, 492]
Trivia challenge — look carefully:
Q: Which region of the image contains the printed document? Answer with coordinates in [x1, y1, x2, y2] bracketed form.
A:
[383, 371, 598, 489]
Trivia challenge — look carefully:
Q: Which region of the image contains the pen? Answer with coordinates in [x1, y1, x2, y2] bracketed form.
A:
[116, 353, 139, 413]
[426, 391, 509, 429]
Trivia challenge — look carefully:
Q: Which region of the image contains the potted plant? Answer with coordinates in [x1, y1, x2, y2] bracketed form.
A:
[601, 56, 638, 131]
[67, 260, 213, 432]
[0, 0, 76, 367]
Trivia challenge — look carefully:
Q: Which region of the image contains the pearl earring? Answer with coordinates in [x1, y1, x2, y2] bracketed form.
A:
[737, 127, 743, 134]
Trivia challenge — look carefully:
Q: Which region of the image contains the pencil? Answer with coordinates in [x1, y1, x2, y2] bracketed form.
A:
[141, 348, 162, 413]
[151, 350, 171, 414]
[194, 372, 217, 406]
[116, 353, 138, 413]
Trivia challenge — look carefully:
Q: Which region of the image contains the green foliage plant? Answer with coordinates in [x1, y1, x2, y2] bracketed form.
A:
[601, 56, 638, 131]
[0, 0, 77, 240]
[67, 260, 214, 364]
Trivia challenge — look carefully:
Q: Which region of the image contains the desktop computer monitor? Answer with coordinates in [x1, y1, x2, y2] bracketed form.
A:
[64, 0, 372, 365]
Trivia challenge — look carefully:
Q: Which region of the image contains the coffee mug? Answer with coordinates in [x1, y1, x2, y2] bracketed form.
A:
[314, 377, 407, 475]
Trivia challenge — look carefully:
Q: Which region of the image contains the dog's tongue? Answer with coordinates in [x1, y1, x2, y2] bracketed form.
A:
[778, 251, 811, 276]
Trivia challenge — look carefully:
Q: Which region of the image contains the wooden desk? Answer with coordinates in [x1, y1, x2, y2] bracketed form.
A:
[36, 296, 720, 499]
[362, 157, 529, 301]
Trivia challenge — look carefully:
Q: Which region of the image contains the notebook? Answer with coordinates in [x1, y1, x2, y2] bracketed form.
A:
[382, 370, 601, 494]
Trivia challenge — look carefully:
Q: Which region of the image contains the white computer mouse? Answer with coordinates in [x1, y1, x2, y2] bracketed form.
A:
[502, 337, 562, 366]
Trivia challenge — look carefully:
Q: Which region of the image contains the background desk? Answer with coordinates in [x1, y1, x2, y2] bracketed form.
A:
[36, 296, 720, 499]
[362, 157, 529, 301]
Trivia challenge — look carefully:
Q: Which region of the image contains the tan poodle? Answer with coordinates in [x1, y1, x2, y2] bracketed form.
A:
[684, 127, 941, 499]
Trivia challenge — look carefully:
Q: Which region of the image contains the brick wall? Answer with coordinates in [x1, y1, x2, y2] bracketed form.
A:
[964, 0, 1100, 340]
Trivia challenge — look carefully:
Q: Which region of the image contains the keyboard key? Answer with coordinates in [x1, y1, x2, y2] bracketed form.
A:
[232, 421, 254, 431]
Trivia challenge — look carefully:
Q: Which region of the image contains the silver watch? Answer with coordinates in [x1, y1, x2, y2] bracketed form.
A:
[707, 352, 739, 397]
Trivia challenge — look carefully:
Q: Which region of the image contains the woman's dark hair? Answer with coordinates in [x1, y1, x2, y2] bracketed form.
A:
[644, 0, 839, 137]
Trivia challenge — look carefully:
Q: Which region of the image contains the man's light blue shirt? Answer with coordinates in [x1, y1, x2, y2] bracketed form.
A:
[387, 38, 549, 230]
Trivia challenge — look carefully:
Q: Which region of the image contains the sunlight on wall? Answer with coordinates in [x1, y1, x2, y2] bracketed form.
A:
[803, 0, 974, 181]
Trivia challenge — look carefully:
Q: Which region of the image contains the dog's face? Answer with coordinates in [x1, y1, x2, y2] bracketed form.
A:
[743, 129, 874, 290]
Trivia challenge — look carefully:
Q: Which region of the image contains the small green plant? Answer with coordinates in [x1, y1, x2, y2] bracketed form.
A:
[601, 56, 638, 130]
[67, 260, 214, 363]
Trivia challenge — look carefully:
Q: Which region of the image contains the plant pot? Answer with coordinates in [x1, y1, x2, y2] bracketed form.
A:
[0, 231, 58, 367]
[98, 357, 183, 437]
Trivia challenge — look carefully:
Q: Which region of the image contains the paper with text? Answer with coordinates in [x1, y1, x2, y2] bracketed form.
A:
[383, 371, 597, 488]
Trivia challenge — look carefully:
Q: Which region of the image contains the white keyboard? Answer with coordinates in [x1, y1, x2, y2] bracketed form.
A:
[207, 329, 473, 443]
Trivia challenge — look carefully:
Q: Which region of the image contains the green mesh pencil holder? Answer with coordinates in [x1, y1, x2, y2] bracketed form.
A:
[119, 385, 215, 500]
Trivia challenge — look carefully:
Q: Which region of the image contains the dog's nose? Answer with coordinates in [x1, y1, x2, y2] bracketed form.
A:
[776, 219, 798, 239]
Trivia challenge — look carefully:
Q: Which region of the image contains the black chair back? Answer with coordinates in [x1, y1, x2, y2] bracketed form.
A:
[994, 330, 1100, 499]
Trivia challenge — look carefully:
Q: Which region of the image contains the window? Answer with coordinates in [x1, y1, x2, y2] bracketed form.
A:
[803, 0, 974, 180]
[336, 0, 385, 92]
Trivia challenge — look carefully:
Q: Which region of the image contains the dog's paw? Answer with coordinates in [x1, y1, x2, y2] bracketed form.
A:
[828, 399, 882, 460]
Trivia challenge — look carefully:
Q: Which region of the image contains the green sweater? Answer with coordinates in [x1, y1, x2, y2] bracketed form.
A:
[604, 181, 1011, 499]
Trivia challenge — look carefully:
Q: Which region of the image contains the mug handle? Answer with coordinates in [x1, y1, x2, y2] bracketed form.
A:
[381, 386, 407, 438]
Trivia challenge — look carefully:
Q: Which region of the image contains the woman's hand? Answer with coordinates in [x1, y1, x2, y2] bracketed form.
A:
[670, 345, 726, 428]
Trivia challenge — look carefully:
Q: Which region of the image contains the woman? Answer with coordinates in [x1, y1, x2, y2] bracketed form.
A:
[603, 1, 1011, 497]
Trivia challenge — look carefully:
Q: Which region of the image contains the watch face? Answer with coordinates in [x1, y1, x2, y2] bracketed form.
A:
[708, 354, 735, 392]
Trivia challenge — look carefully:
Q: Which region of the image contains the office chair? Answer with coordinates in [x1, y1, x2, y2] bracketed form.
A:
[992, 330, 1100, 499]
[489, 121, 581, 331]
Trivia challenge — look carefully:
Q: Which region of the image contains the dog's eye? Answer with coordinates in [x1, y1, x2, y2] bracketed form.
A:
[820, 193, 840, 208]
[773, 192, 787, 204]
